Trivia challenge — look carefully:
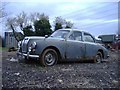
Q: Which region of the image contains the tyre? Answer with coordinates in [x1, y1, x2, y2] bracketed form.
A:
[41, 49, 58, 66]
[94, 51, 103, 63]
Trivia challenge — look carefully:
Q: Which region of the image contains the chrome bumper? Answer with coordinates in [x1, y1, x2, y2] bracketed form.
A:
[107, 55, 110, 58]
[17, 52, 39, 59]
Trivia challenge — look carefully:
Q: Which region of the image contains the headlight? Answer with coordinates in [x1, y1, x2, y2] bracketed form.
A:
[31, 42, 37, 48]
[18, 41, 21, 48]
[28, 47, 32, 52]
[18, 41, 21, 50]
[29, 42, 37, 52]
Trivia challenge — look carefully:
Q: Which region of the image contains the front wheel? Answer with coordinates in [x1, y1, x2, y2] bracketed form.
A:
[94, 51, 103, 63]
[40, 49, 58, 66]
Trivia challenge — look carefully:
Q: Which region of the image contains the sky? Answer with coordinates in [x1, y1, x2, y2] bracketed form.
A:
[1, 0, 119, 38]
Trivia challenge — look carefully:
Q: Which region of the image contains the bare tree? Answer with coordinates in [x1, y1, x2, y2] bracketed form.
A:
[0, 2, 8, 18]
[53, 16, 66, 25]
[6, 11, 29, 41]
[30, 12, 41, 22]
[30, 12, 49, 22]
[6, 17, 19, 41]
[53, 16, 74, 30]
[16, 11, 28, 30]
[39, 13, 49, 20]
[65, 21, 74, 28]
[6, 12, 48, 41]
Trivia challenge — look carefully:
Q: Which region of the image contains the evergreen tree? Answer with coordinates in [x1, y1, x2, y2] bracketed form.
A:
[34, 15, 52, 36]
[23, 25, 35, 36]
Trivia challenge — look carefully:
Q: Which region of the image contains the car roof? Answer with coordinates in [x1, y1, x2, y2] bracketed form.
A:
[58, 28, 90, 34]
[58, 28, 81, 31]
[58, 28, 95, 38]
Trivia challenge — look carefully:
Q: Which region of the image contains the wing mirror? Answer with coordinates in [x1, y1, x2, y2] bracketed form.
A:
[45, 35, 49, 38]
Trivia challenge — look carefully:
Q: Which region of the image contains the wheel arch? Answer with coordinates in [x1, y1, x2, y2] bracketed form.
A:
[41, 46, 62, 60]
[97, 49, 104, 58]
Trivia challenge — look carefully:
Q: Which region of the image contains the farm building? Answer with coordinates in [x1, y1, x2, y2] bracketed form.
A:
[5, 32, 18, 48]
[98, 34, 120, 50]
[98, 34, 116, 43]
[0, 36, 2, 47]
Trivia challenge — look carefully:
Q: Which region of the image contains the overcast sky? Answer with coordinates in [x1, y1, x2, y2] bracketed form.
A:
[1, 0, 119, 38]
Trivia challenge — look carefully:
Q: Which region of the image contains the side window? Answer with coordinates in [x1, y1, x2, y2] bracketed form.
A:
[68, 31, 82, 41]
[84, 33, 95, 42]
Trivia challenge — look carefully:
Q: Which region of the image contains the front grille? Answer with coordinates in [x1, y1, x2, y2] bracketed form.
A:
[22, 38, 29, 53]
[22, 43, 27, 53]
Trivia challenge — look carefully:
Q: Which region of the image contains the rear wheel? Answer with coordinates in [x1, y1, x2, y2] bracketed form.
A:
[94, 51, 103, 63]
[40, 49, 58, 66]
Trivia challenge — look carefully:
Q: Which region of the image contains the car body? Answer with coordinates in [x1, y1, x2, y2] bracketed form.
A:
[17, 29, 109, 66]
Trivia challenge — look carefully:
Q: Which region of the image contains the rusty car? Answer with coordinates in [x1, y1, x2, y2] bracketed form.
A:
[17, 29, 109, 66]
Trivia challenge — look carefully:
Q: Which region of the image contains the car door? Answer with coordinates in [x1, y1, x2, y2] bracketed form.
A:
[66, 31, 85, 60]
[83, 32, 97, 58]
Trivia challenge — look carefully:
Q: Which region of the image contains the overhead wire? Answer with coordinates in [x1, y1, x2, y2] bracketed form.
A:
[78, 13, 117, 28]
[60, 3, 117, 29]
[63, 3, 116, 19]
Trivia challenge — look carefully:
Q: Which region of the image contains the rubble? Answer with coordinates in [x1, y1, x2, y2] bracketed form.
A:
[2, 51, 120, 88]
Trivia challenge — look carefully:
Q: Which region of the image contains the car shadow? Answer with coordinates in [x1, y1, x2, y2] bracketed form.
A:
[58, 60, 94, 65]
[24, 59, 110, 66]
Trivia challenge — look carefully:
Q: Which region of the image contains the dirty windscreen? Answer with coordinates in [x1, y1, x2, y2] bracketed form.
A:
[50, 30, 70, 39]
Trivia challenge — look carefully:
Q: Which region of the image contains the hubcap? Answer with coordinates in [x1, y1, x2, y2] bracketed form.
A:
[96, 54, 101, 63]
[45, 52, 55, 65]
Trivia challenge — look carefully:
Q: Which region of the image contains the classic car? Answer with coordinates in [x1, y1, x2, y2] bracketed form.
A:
[17, 29, 109, 66]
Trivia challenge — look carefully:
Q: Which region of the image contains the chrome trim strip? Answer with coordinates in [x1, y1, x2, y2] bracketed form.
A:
[17, 52, 39, 58]
[23, 54, 39, 58]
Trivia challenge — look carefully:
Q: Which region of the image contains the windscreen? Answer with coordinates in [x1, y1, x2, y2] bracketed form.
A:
[50, 30, 70, 39]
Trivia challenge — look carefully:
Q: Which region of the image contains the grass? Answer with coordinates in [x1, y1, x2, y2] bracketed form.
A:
[0, 47, 8, 52]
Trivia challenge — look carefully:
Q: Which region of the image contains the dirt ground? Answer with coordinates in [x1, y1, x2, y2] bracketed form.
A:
[1, 50, 120, 89]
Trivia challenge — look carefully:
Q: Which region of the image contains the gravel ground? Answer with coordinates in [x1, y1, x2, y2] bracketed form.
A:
[2, 50, 120, 89]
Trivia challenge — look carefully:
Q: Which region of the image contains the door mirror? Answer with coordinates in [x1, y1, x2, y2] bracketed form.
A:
[45, 35, 49, 38]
